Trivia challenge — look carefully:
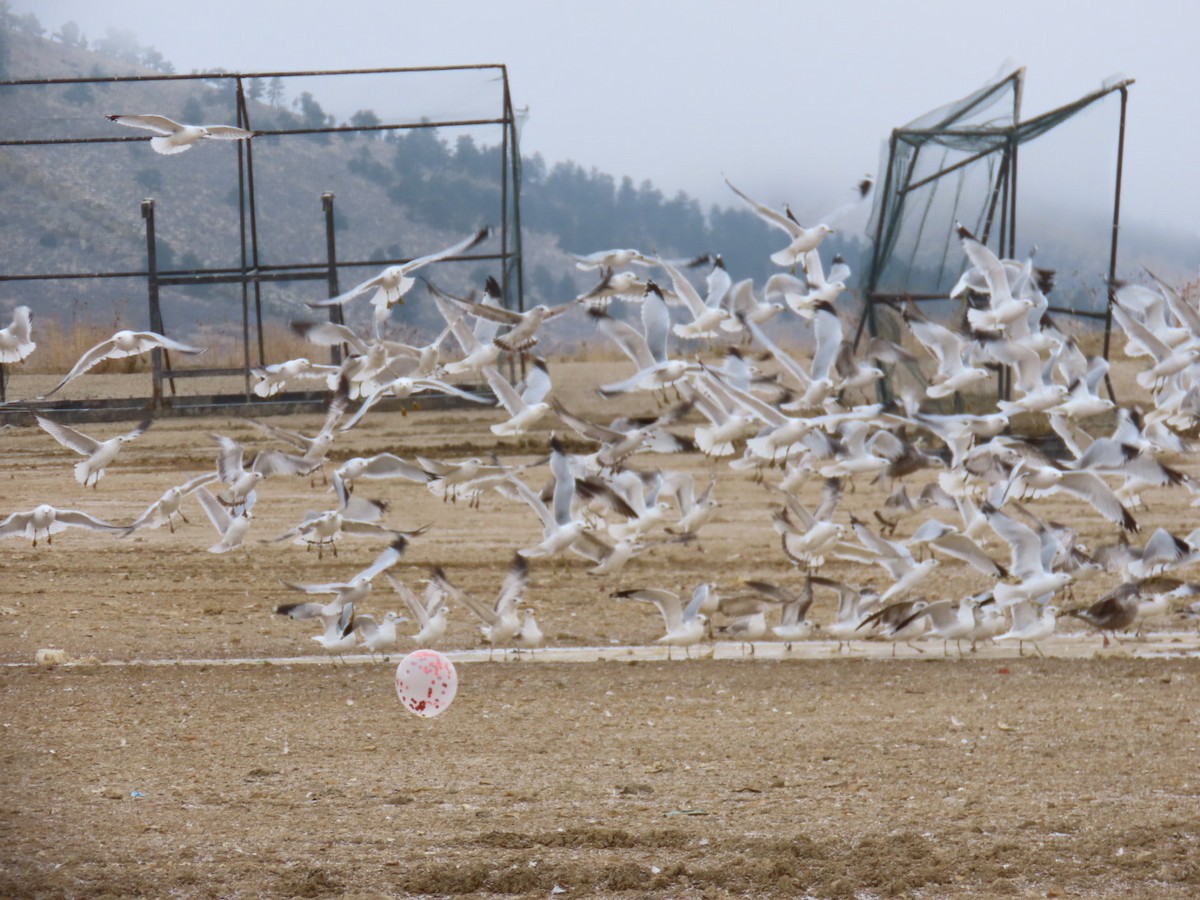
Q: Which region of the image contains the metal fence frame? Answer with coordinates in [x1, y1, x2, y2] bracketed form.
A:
[0, 65, 524, 417]
[852, 73, 1132, 402]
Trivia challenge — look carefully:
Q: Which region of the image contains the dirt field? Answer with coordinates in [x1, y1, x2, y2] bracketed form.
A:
[2, 359, 1200, 898]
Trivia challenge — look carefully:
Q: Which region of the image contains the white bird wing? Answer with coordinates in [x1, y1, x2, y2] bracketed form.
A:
[129, 331, 205, 355]
[201, 124, 257, 140]
[107, 114, 184, 135]
[399, 226, 491, 275]
[483, 365, 526, 416]
[593, 312, 656, 370]
[521, 360, 553, 405]
[51, 508, 125, 532]
[959, 231, 1012, 304]
[386, 573, 429, 625]
[657, 258, 706, 318]
[983, 505, 1044, 578]
[618, 588, 684, 631]
[355, 538, 409, 583]
[195, 487, 233, 535]
[42, 336, 121, 396]
[494, 554, 529, 616]
[809, 304, 844, 382]
[35, 416, 99, 455]
[724, 178, 800, 237]
[641, 284, 672, 364]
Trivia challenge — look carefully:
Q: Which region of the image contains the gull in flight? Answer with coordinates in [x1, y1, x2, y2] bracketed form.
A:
[570, 248, 653, 271]
[275, 538, 409, 616]
[440, 291, 578, 354]
[482, 359, 554, 436]
[41, 329, 205, 398]
[724, 178, 834, 268]
[126, 471, 220, 533]
[310, 227, 491, 324]
[0, 306, 35, 363]
[106, 114, 260, 154]
[35, 415, 153, 487]
[613, 583, 712, 659]
[211, 433, 312, 509]
[0, 504, 128, 546]
[385, 573, 450, 647]
[432, 555, 527, 654]
[195, 486, 254, 554]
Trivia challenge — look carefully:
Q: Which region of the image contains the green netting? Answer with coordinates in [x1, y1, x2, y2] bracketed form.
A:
[861, 67, 1133, 307]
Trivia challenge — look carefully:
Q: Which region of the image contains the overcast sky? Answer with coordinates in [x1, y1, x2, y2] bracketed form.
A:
[21, 0, 1200, 242]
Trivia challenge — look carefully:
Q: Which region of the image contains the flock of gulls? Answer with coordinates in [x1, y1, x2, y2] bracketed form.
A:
[3, 114, 1200, 662]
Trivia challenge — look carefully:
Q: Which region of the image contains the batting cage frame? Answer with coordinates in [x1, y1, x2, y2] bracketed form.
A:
[852, 67, 1133, 402]
[0, 65, 524, 419]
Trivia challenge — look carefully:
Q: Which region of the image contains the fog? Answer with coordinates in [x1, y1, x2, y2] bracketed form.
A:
[21, 0, 1200, 243]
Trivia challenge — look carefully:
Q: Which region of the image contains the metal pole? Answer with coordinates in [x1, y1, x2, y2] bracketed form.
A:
[853, 131, 898, 352]
[1102, 86, 1129, 402]
[142, 199, 164, 410]
[322, 192, 344, 366]
[236, 79, 253, 398]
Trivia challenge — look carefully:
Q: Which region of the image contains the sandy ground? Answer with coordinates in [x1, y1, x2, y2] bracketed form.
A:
[3, 359, 1200, 897]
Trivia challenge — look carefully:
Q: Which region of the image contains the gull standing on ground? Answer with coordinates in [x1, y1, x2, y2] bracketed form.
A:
[352, 611, 405, 659]
[41, 329, 205, 398]
[613, 583, 711, 659]
[106, 113, 260, 154]
[0, 306, 35, 363]
[743, 578, 818, 648]
[995, 599, 1059, 657]
[35, 415, 153, 487]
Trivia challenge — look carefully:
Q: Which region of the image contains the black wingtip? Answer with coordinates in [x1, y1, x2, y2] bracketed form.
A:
[485, 275, 503, 298]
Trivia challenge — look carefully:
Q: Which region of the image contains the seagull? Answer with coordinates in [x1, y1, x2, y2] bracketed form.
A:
[0, 306, 35, 363]
[332, 453, 431, 506]
[35, 415, 153, 487]
[743, 578, 817, 648]
[482, 359, 554, 436]
[981, 503, 1073, 609]
[839, 516, 939, 603]
[570, 248, 653, 271]
[195, 486, 253, 554]
[515, 608, 545, 651]
[438, 290, 577, 354]
[904, 519, 1007, 578]
[352, 611, 405, 659]
[269, 497, 421, 557]
[1067, 584, 1140, 647]
[0, 504, 128, 546]
[890, 597, 978, 657]
[994, 600, 1059, 657]
[126, 471, 220, 534]
[593, 283, 695, 397]
[211, 433, 312, 509]
[433, 555, 527, 653]
[106, 114, 260, 154]
[250, 357, 340, 398]
[385, 573, 450, 647]
[957, 224, 1035, 332]
[310, 602, 357, 661]
[40, 329, 205, 398]
[276, 537, 409, 615]
[500, 437, 590, 558]
[855, 599, 931, 655]
[724, 178, 834, 268]
[613, 584, 711, 659]
[810, 576, 883, 651]
[428, 277, 506, 377]
[308, 227, 491, 322]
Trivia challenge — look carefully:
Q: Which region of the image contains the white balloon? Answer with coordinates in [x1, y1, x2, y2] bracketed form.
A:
[395, 649, 458, 718]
